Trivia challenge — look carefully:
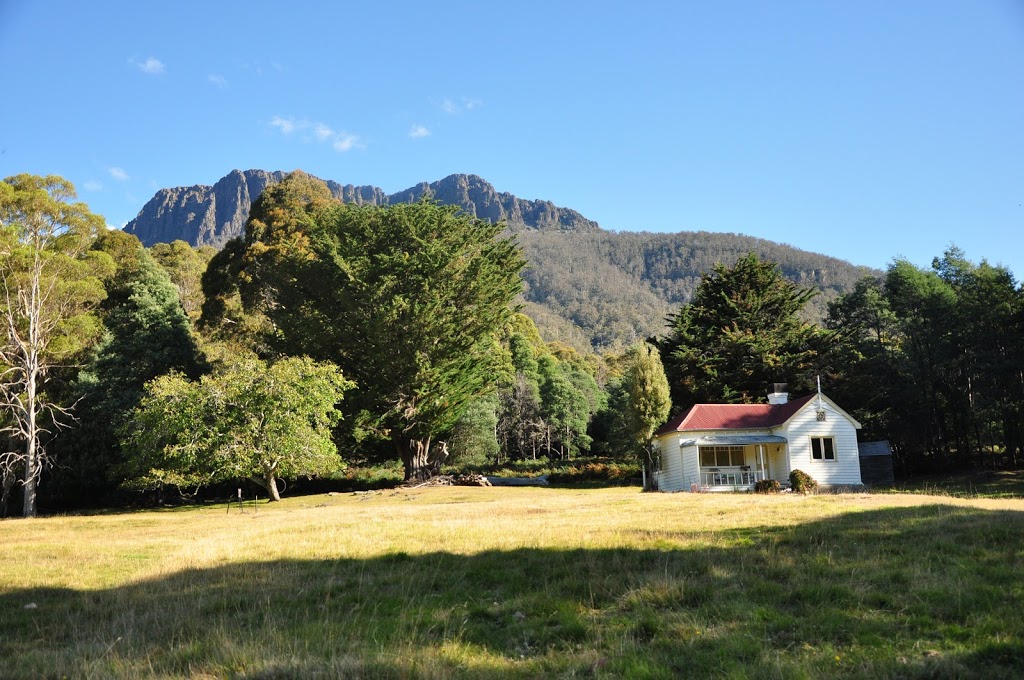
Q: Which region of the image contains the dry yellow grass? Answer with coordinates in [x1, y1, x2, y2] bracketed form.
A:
[5, 486, 1022, 590]
[3, 487, 1023, 678]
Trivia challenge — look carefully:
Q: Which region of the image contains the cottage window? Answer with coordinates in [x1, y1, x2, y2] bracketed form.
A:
[811, 437, 836, 461]
[699, 446, 744, 467]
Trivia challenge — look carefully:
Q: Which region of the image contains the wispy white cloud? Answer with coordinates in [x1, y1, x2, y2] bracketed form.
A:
[409, 125, 431, 139]
[269, 116, 363, 152]
[129, 56, 165, 75]
[208, 74, 227, 87]
[108, 167, 129, 181]
[441, 96, 484, 115]
[270, 116, 297, 135]
[313, 123, 335, 142]
[82, 180, 103, 192]
[332, 133, 359, 152]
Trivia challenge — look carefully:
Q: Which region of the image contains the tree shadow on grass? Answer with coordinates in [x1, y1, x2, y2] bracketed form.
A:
[3, 505, 1023, 678]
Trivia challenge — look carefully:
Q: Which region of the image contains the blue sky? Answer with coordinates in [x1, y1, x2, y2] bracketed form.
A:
[2, 1, 1022, 278]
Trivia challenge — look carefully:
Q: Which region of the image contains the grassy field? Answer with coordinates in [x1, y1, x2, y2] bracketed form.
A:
[3, 487, 1023, 678]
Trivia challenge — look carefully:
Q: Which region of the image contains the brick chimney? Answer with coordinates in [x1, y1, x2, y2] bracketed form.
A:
[767, 383, 789, 405]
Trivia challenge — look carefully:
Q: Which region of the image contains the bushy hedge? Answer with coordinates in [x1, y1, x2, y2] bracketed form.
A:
[547, 461, 641, 485]
[789, 469, 818, 494]
[754, 478, 782, 494]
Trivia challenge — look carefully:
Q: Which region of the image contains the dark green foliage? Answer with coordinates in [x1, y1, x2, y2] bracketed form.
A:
[789, 469, 817, 493]
[205, 173, 527, 480]
[546, 460, 641, 484]
[754, 478, 782, 493]
[447, 394, 500, 466]
[589, 376, 632, 458]
[149, 240, 216, 321]
[45, 235, 205, 506]
[538, 355, 593, 459]
[825, 247, 1024, 473]
[88, 237, 206, 406]
[659, 252, 830, 407]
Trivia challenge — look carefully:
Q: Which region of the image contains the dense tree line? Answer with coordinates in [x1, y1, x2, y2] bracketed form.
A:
[658, 249, 1024, 473]
[1, 173, 1019, 515]
[824, 248, 1024, 472]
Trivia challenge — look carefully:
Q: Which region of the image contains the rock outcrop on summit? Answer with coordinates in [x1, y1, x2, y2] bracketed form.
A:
[124, 170, 598, 247]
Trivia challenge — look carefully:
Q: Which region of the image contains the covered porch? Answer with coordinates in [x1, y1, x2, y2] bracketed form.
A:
[683, 435, 788, 492]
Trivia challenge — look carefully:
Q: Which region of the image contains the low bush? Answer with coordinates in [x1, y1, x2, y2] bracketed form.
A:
[789, 469, 818, 494]
[547, 461, 642, 485]
[754, 478, 782, 494]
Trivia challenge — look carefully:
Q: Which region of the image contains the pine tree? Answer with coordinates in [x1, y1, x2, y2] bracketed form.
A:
[659, 252, 827, 406]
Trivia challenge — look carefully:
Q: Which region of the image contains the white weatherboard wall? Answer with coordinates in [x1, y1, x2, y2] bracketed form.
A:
[681, 443, 699, 488]
[657, 436, 684, 491]
[780, 399, 861, 486]
[767, 444, 790, 483]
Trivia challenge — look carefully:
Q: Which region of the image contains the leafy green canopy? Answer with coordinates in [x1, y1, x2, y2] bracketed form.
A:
[0, 174, 113, 516]
[202, 172, 526, 478]
[44, 232, 207, 506]
[825, 247, 1024, 471]
[659, 252, 827, 406]
[121, 353, 351, 499]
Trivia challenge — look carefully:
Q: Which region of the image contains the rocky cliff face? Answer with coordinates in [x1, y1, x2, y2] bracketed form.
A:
[388, 174, 600, 232]
[124, 170, 600, 247]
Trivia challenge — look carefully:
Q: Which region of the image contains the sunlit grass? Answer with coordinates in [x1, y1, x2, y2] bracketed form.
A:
[2, 487, 1023, 678]
[880, 468, 1024, 499]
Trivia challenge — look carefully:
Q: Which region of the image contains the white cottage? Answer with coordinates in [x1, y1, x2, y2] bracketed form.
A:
[651, 387, 862, 492]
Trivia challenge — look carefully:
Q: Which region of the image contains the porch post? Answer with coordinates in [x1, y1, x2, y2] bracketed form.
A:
[758, 444, 766, 480]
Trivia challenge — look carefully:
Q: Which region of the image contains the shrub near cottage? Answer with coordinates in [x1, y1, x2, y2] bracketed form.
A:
[547, 461, 641, 484]
[790, 468, 818, 494]
[754, 478, 782, 494]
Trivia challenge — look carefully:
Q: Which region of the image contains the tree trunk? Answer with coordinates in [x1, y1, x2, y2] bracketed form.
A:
[0, 466, 16, 518]
[265, 470, 281, 502]
[250, 468, 282, 501]
[398, 436, 435, 482]
[22, 363, 39, 518]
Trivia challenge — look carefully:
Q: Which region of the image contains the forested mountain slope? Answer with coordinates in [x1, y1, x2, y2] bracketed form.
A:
[518, 231, 875, 349]
[125, 170, 875, 350]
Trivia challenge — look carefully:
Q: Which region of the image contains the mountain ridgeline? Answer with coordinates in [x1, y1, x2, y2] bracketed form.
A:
[125, 170, 875, 350]
[125, 169, 599, 248]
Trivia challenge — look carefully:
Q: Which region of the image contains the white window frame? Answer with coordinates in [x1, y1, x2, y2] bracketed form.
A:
[810, 436, 836, 461]
[699, 445, 744, 467]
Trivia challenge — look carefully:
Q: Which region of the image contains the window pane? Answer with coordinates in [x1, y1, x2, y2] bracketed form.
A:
[811, 438, 823, 459]
[716, 448, 730, 466]
[731, 447, 745, 466]
[700, 448, 715, 466]
[823, 438, 835, 459]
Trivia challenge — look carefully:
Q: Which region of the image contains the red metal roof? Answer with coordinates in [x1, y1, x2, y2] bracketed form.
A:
[655, 394, 816, 435]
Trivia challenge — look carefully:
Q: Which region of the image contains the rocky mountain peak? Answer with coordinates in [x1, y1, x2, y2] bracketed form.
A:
[124, 170, 601, 248]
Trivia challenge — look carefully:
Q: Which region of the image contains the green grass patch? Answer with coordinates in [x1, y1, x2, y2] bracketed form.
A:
[882, 469, 1024, 499]
[1, 488, 1022, 677]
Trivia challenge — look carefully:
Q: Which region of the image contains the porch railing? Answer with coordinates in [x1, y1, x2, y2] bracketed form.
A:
[700, 470, 765, 487]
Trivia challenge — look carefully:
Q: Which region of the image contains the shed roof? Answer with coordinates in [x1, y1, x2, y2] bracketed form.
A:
[655, 394, 816, 436]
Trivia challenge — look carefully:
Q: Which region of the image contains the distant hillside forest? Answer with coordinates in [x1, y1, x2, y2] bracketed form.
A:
[518, 230, 873, 350]
[124, 169, 874, 351]
[2, 172, 1020, 518]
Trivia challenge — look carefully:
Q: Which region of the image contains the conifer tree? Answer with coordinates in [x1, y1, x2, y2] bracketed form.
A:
[659, 252, 826, 406]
